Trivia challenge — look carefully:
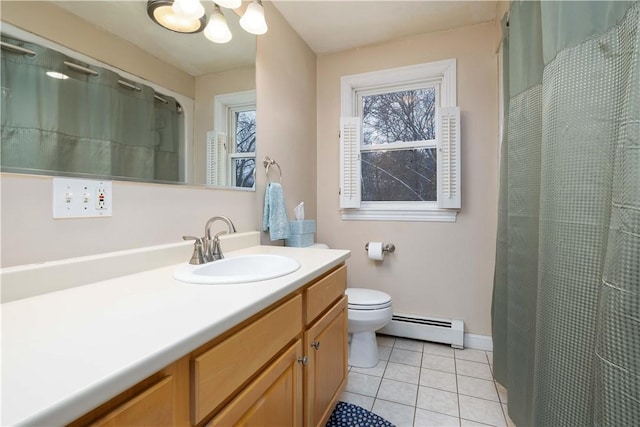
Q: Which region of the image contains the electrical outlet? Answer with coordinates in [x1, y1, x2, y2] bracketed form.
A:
[96, 187, 107, 210]
[53, 178, 112, 218]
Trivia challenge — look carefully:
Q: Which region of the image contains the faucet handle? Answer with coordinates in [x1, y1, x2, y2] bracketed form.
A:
[183, 236, 206, 265]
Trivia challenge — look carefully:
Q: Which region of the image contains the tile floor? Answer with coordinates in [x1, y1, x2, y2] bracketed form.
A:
[339, 334, 516, 427]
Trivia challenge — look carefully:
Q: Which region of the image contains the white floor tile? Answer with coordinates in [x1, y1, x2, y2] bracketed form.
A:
[377, 378, 418, 406]
[455, 348, 490, 364]
[347, 337, 515, 427]
[351, 359, 388, 377]
[423, 342, 455, 357]
[394, 337, 425, 352]
[384, 362, 421, 384]
[414, 408, 461, 427]
[416, 386, 459, 417]
[456, 359, 494, 381]
[345, 371, 382, 397]
[495, 382, 508, 404]
[420, 368, 457, 393]
[457, 375, 500, 402]
[422, 353, 456, 373]
[458, 395, 506, 427]
[372, 399, 416, 427]
[379, 345, 392, 361]
[390, 348, 423, 367]
[377, 334, 396, 348]
[502, 404, 516, 427]
[339, 391, 375, 411]
[460, 419, 494, 426]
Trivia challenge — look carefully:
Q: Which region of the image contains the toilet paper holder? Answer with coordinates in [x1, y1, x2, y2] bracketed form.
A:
[364, 242, 396, 253]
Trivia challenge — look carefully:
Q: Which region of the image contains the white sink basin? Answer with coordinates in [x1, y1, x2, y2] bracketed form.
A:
[173, 254, 300, 284]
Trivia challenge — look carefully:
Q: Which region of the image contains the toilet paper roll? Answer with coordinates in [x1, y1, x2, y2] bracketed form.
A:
[367, 242, 384, 261]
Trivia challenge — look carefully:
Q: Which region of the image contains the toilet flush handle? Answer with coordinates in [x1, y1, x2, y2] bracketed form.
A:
[311, 341, 321, 350]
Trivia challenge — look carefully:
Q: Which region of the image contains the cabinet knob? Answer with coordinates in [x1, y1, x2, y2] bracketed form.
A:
[311, 341, 321, 350]
[297, 356, 308, 366]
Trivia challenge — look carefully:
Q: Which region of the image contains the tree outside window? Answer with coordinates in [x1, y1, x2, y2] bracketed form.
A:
[232, 109, 256, 188]
[359, 87, 437, 202]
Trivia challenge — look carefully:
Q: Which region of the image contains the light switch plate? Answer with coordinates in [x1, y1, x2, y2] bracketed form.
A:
[53, 178, 112, 218]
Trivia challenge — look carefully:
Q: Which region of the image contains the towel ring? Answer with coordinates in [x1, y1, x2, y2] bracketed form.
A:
[263, 156, 282, 183]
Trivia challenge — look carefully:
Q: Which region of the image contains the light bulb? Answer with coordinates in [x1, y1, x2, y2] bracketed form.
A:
[172, 0, 205, 20]
[214, 0, 241, 9]
[204, 6, 232, 43]
[240, 0, 267, 35]
[46, 71, 69, 80]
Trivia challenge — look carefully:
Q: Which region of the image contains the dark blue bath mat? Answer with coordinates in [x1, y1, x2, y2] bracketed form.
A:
[326, 401, 395, 427]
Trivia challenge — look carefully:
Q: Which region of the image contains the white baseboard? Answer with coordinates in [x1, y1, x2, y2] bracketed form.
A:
[464, 333, 493, 351]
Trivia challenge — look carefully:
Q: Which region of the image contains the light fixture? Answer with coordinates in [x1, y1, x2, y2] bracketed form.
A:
[172, 0, 205, 20]
[147, 0, 206, 33]
[46, 71, 69, 80]
[240, 0, 268, 35]
[214, 0, 242, 9]
[147, 0, 267, 40]
[204, 5, 232, 43]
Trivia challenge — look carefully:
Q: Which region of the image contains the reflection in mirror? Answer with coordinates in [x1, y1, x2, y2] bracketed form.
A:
[0, 0, 256, 190]
[1, 33, 185, 183]
[209, 90, 256, 188]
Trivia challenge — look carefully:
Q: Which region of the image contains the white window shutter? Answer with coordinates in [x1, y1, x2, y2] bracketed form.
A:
[206, 131, 227, 186]
[436, 107, 461, 209]
[340, 117, 361, 209]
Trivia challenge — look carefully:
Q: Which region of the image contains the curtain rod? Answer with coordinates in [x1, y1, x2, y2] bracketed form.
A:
[64, 61, 99, 76]
[0, 41, 36, 57]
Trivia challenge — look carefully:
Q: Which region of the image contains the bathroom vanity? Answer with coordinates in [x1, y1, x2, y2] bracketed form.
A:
[1, 235, 350, 427]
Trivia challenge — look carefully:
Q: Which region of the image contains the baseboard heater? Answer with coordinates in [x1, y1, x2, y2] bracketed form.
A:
[378, 313, 464, 349]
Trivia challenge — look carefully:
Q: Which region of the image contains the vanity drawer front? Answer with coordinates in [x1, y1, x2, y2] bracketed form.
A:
[90, 376, 175, 427]
[192, 294, 303, 424]
[305, 265, 346, 325]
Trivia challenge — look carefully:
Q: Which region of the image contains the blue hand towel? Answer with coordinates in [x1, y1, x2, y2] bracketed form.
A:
[263, 182, 290, 241]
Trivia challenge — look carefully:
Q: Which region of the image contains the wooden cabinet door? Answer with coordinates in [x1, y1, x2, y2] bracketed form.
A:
[208, 340, 304, 427]
[304, 296, 348, 427]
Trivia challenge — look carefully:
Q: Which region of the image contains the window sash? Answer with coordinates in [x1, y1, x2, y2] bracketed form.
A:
[360, 140, 436, 152]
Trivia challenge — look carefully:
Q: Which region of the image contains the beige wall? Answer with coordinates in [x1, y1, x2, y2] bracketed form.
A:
[193, 67, 256, 184]
[316, 22, 499, 336]
[0, 3, 317, 266]
[256, 1, 317, 242]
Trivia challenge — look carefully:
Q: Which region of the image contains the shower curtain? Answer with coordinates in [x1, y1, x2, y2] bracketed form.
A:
[0, 35, 181, 182]
[492, 1, 639, 426]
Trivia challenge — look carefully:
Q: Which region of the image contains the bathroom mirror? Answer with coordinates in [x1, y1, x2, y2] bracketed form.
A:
[0, 1, 256, 190]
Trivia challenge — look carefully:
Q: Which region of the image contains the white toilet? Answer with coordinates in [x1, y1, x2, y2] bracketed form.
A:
[309, 243, 393, 368]
[345, 288, 393, 368]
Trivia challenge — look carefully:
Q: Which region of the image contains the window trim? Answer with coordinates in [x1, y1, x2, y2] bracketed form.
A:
[211, 90, 256, 188]
[340, 60, 458, 222]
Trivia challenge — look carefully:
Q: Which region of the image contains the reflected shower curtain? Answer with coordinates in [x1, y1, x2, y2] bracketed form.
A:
[492, 1, 639, 426]
[0, 35, 180, 181]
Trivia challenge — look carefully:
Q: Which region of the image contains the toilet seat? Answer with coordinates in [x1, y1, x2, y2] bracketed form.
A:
[346, 288, 392, 310]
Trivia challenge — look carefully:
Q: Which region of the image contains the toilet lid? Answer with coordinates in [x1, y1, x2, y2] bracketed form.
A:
[346, 288, 392, 310]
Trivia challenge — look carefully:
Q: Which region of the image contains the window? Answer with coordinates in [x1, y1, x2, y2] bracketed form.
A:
[340, 60, 460, 221]
[229, 107, 256, 188]
[208, 90, 256, 188]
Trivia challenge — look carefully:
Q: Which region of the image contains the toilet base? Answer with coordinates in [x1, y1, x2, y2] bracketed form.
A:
[348, 331, 379, 368]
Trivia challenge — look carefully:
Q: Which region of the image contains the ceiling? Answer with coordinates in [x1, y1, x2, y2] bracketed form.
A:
[271, 0, 500, 54]
[48, 1, 500, 76]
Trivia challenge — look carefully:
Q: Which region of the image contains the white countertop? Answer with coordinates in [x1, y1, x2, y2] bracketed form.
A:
[1, 245, 350, 426]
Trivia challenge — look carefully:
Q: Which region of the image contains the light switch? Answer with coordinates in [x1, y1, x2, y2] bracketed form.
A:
[53, 178, 112, 218]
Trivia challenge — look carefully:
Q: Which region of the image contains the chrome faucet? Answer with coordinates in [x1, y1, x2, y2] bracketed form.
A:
[204, 216, 236, 262]
[182, 236, 206, 265]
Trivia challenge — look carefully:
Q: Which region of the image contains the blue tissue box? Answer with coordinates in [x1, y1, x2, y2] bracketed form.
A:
[285, 233, 315, 247]
[289, 220, 316, 235]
